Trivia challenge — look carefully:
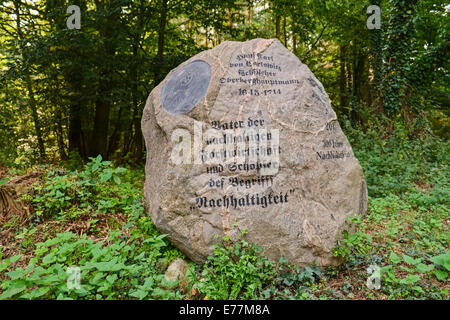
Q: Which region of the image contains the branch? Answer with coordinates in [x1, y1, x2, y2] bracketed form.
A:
[0, 22, 16, 37]
[304, 22, 329, 58]
[169, 0, 184, 10]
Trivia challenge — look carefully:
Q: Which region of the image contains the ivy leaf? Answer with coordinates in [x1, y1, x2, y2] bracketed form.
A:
[36, 274, 60, 286]
[0, 262, 10, 273]
[7, 268, 26, 280]
[402, 254, 421, 265]
[129, 289, 148, 300]
[389, 252, 401, 264]
[20, 286, 50, 299]
[433, 270, 448, 281]
[415, 263, 433, 273]
[0, 282, 27, 299]
[42, 252, 57, 265]
[0, 177, 8, 186]
[99, 170, 112, 183]
[429, 252, 450, 271]
[400, 274, 420, 285]
[0, 254, 22, 273]
[141, 277, 154, 290]
[91, 259, 125, 272]
[279, 257, 288, 264]
[56, 293, 73, 300]
[412, 286, 424, 294]
[106, 274, 118, 284]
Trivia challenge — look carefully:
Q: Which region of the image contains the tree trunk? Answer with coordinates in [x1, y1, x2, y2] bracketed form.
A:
[339, 46, 347, 108]
[292, 19, 297, 53]
[24, 73, 46, 160]
[90, 100, 110, 158]
[90, 0, 120, 159]
[68, 102, 84, 158]
[351, 45, 366, 123]
[133, 110, 143, 162]
[157, 0, 168, 57]
[107, 107, 123, 159]
[154, 0, 168, 85]
[13, 0, 46, 160]
[275, 16, 280, 39]
[54, 108, 67, 160]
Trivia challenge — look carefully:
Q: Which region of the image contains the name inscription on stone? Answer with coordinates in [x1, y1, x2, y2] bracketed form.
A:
[219, 52, 300, 97]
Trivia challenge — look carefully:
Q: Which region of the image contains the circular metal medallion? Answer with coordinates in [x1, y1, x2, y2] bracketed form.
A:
[161, 60, 211, 115]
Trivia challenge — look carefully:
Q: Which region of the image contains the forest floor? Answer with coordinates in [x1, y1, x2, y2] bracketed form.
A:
[0, 127, 448, 300]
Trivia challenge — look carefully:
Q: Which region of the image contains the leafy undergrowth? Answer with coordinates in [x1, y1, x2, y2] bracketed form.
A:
[0, 156, 185, 299]
[0, 126, 449, 300]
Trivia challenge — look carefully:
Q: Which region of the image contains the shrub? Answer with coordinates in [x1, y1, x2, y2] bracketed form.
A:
[193, 234, 277, 300]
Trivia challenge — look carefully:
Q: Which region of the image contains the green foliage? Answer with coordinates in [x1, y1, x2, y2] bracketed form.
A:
[330, 122, 449, 300]
[193, 235, 277, 300]
[429, 251, 450, 281]
[259, 264, 325, 300]
[32, 155, 134, 219]
[0, 231, 182, 300]
[0, 159, 189, 300]
[346, 121, 449, 197]
[0, 177, 8, 186]
[331, 167, 449, 299]
[333, 217, 373, 262]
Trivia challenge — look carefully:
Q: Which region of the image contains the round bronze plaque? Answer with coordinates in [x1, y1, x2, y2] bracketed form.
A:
[161, 60, 211, 115]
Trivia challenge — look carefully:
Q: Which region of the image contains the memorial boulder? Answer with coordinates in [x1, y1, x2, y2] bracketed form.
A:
[142, 38, 367, 266]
